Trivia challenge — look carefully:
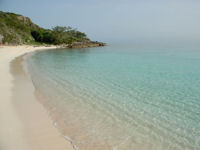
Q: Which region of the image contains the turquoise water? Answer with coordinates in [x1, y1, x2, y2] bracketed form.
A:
[26, 45, 200, 150]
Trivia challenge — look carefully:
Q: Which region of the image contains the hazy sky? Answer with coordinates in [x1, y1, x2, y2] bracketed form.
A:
[1, 0, 200, 43]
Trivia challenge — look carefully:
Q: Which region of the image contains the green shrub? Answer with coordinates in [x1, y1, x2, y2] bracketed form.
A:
[0, 11, 90, 45]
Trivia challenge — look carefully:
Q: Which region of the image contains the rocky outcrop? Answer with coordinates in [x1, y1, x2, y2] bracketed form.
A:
[68, 41, 106, 48]
[17, 15, 31, 23]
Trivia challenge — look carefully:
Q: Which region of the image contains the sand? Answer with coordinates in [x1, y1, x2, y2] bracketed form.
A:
[0, 46, 74, 150]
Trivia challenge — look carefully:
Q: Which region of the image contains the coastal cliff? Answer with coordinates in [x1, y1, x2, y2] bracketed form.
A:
[0, 11, 106, 48]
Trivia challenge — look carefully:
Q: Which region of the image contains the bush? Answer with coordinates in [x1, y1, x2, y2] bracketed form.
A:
[31, 26, 89, 45]
[0, 11, 90, 45]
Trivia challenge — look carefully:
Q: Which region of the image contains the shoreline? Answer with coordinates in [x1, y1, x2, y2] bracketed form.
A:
[0, 45, 74, 150]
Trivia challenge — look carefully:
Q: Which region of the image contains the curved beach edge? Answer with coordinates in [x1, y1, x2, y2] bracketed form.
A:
[0, 45, 74, 150]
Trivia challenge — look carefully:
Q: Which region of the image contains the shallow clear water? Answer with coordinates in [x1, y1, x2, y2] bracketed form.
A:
[26, 45, 200, 150]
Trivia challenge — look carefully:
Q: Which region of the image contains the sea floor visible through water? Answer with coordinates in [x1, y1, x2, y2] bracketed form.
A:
[25, 45, 200, 150]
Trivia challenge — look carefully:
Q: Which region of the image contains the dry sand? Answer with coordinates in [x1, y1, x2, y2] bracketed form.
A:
[0, 46, 74, 150]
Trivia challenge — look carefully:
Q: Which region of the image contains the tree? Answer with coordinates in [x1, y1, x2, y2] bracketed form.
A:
[52, 26, 67, 33]
[31, 30, 43, 42]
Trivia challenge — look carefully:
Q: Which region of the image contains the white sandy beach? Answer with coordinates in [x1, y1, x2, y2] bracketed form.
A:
[0, 46, 74, 150]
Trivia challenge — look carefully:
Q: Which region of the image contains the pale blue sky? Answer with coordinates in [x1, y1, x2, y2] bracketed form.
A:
[1, 0, 200, 43]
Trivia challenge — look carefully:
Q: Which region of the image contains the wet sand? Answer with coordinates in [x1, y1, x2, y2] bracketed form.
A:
[0, 46, 74, 150]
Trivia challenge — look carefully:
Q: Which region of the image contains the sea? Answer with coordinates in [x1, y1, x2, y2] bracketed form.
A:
[25, 43, 200, 150]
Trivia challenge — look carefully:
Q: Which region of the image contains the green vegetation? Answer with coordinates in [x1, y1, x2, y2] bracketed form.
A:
[0, 11, 90, 45]
[31, 26, 89, 45]
[0, 11, 39, 44]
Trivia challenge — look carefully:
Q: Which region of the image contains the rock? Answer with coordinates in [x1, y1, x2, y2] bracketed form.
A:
[17, 15, 31, 24]
[69, 41, 106, 48]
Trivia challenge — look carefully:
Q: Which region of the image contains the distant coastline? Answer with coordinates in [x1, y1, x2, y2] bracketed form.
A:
[1, 41, 107, 49]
